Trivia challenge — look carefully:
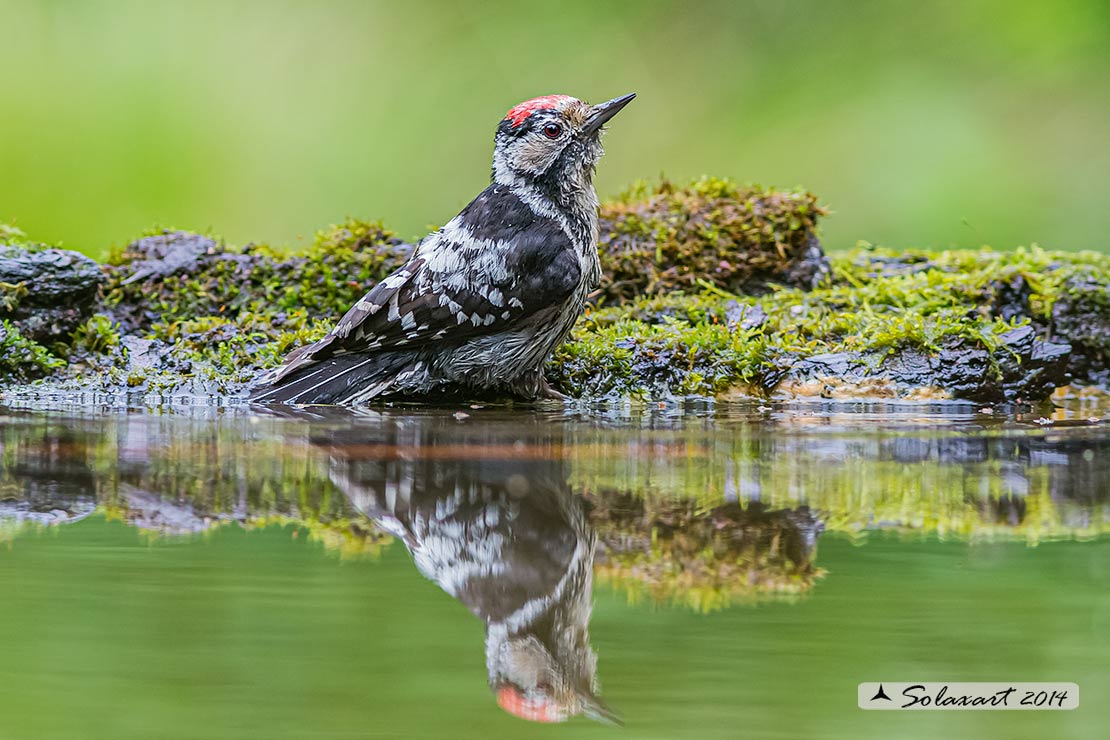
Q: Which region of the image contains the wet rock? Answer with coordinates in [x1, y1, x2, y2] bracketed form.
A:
[780, 235, 832, 291]
[120, 336, 161, 370]
[0, 246, 104, 303]
[845, 251, 934, 279]
[724, 301, 767, 330]
[0, 245, 105, 344]
[777, 326, 1071, 403]
[118, 231, 218, 284]
[990, 273, 1034, 322]
[5, 202, 1110, 405]
[993, 325, 1072, 402]
[1051, 272, 1110, 386]
[612, 337, 690, 395]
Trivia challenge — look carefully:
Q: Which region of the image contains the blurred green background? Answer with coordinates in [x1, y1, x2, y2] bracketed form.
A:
[2, 0, 1109, 257]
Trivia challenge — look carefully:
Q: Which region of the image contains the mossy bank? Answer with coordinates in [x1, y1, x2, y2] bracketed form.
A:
[2, 177, 1109, 406]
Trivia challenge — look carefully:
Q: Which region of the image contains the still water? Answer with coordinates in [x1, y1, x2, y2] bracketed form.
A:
[1, 402, 1107, 739]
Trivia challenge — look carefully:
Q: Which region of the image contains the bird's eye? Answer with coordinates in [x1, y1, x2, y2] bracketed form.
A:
[542, 123, 563, 139]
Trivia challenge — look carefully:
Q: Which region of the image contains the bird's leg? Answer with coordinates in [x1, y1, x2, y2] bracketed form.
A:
[537, 376, 570, 401]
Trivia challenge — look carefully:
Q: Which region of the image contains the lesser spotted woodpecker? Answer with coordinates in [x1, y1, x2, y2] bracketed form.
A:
[250, 93, 635, 405]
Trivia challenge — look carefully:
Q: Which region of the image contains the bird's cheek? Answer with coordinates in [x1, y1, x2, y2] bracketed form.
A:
[516, 139, 562, 174]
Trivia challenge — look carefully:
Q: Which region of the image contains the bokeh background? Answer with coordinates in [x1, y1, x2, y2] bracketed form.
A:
[2, 0, 1109, 257]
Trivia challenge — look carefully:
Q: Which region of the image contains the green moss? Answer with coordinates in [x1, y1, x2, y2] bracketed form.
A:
[552, 313, 771, 398]
[553, 245, 1110, 400]
[0, 223, 52, 252]
[102, 219, 407, 330]
[148, 311, 330, 379]
[0, 223, 28, 246]
[69, 314, 121, 356]
[0, 320, 64, 381]
[5, 185, 1110, 402]
[597, 177, 827, 303]
[833, 243, 1110, 322]
[62, 220, 408, 394]
[0, 280, 28, 312]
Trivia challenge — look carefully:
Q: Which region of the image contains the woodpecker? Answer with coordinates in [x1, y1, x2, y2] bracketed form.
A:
[250, 93, 636, 405]
[322, 419, 620, 725]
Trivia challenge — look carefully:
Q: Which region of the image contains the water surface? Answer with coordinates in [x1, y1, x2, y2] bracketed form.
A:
[1, 402, 1107, 739]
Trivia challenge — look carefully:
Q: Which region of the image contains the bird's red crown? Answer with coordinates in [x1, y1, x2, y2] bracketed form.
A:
[505, 95, 575, 128]
[496, 684, 566, 723]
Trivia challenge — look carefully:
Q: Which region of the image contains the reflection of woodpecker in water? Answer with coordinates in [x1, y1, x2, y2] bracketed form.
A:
[324, 426, 619, 726]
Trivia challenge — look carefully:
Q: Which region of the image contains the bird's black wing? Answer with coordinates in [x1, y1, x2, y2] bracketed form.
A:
[264, 209, 580, 384]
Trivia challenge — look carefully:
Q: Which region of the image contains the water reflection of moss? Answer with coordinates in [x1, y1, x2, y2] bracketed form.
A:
[568, 432, 1108, 544]
[2, 417, 1107, 611]
[243, 515, 391, 560]
[0, 421, 393, 559]
[589, 491, 823, 612]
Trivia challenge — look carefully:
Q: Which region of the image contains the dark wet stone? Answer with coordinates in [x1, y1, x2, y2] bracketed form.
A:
[843, 252, 934, 279]
[1051, 272, 1110, 386]
[0, 246, 104, 303]
[613, 337, 690, 395]
[121, 336, 159, 369]
[989, 273, 1034, 322]
[776, 235, 831, 292]
[724, 301, 768, 330]
[894, 342, 990, 396]
[787, 351, 861, 380]
[779, 326, 1071, 403]
[118, 231, 218, 284]
[994, 325, 1072, 402]
[0, 245, 105, 343]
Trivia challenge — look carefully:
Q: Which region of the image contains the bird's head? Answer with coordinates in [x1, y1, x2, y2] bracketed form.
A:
[492, 93, 635, 192]
[490, 633, 621, 726]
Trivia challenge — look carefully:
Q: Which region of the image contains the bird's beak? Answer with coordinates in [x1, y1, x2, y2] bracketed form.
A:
[582, 93, 636, 135]
[580, 693, 623, 727]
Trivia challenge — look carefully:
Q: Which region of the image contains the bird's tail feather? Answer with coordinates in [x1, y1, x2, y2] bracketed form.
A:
[249, 353, 409, 405]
